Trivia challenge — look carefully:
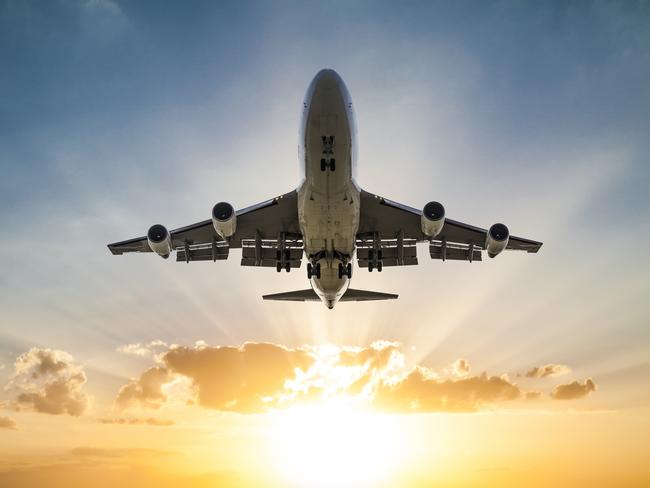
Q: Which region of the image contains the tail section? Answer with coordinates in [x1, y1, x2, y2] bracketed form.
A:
[262, 288, 398, 302]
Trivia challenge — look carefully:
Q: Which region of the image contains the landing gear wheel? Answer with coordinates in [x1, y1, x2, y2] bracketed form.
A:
[377, 262, 383, 272]
[285, 263, 291, 272]
[315, 262, 321, 279]
[307, 263, 313, 279]
[368, 263, 374, 272]
[330, 159, 336, 171]
[321, 159, 327, 171]
[338, 263, 343, 279]
[276, 263, 281, 273]
[346, 263, 352, 278]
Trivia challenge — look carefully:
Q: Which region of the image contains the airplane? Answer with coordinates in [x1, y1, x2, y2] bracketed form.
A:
[108, 69, 542, 309]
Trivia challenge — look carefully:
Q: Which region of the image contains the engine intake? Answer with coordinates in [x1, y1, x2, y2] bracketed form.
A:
[421, 201, 445, 238]
[212, 202, 236, 238]
[147, 224, 172, 258]
[485, 223, 509, 258]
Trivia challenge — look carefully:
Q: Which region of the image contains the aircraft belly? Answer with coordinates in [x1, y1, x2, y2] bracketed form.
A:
[298, 184, 359, 257]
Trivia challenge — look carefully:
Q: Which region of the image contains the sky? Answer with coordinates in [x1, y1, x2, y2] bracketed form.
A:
[0, 0, 649, 486]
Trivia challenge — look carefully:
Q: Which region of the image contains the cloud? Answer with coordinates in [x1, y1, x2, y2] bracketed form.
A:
[117, 342, 571, 414]
[525, 391, 543, 400]
[162, 342, 315, 413]
[0, 416, 17, 430]
[7, 348, 89, 416]
[446, 358, 471, 377]
[550, 378, 597, 400]
[98, 417, 174, 426]
[115, 366, 171, 410]
[116, 340, 168, 358]
[372, 368, 521, 413]
[524, 364, 571, 378]
[69, 446, 173, 459]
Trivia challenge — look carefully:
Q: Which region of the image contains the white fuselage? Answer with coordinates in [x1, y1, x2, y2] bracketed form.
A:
[297, 70, 360, 309]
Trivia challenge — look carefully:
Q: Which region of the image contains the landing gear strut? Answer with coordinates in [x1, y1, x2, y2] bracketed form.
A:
[307, 262, 322, 279]
[320, 135, 335, 172]
[367, 248, 383, 272]
[338, 262, 352, 279]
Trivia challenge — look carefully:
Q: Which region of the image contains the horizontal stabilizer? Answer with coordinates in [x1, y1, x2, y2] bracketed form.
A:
[262, 288, 398, 302]
[262, 289, 320, 302]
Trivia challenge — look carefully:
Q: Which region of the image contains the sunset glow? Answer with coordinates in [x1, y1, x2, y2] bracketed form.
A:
[1, 1, 649, 487]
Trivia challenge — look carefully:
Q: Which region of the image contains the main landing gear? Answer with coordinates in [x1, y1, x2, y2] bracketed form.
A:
[307, 262, 322, 279]
[338, 262, 352, 279]
[276, 249, 292, 273]
[367, 249, 383, 272]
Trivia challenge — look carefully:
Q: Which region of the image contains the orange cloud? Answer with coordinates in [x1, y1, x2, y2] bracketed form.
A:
[98, 417, 174, 426]
[524, 364, 570, 378]
[0, 416, 17, 430]
[550, 378, 597, 400]
[7, 348, 89, 416]
[373, 368, 521, 413]
[162, 342, 314, 413]
[115, 366, 171, 410]
[115, 342, 561, 414]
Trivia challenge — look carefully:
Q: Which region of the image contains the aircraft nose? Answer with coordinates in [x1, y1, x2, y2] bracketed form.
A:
[311, 69, 342, 93]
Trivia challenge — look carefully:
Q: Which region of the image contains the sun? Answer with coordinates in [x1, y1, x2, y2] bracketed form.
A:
[266, 398, 409, 488]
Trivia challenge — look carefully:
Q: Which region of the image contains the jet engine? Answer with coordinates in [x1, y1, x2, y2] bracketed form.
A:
[147, 224, 172, 258]
[421, 201, 445, 238]
[485, 223, 509, 258]
[212, 202, 236, 239]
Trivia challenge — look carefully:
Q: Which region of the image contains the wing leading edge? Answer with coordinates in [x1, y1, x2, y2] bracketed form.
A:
[358, 189, 542, 254]
[107, 190, 301, 256]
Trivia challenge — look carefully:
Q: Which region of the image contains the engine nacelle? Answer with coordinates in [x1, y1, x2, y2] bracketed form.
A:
[212, 202, 236, 239]
[147, 224, 172, 258]
[421, 201, 445, 238]
[485, 223, 509, 258]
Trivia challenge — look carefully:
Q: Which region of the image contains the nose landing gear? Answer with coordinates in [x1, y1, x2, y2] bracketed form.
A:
[320, 136, 336, 172]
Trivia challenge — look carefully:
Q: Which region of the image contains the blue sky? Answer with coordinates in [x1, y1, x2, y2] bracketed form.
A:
[1, 0, 649, 412]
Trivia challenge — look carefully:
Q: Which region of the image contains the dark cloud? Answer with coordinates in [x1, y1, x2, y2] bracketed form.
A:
[8, 348, 89, 416]
[524, 364, 570, 378]
[551, 378, 597, 400]
[115, 366, 171, 410]
[525, 391, 543, 400]
[0, 416, 17, 430]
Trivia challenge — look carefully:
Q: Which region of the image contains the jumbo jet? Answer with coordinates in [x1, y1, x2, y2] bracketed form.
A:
[108, 69, 541, 309]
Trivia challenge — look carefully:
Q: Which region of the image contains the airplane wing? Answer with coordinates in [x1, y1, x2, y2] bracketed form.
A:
[357, 189, 541, 267]
[108, 190, 302, 267]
